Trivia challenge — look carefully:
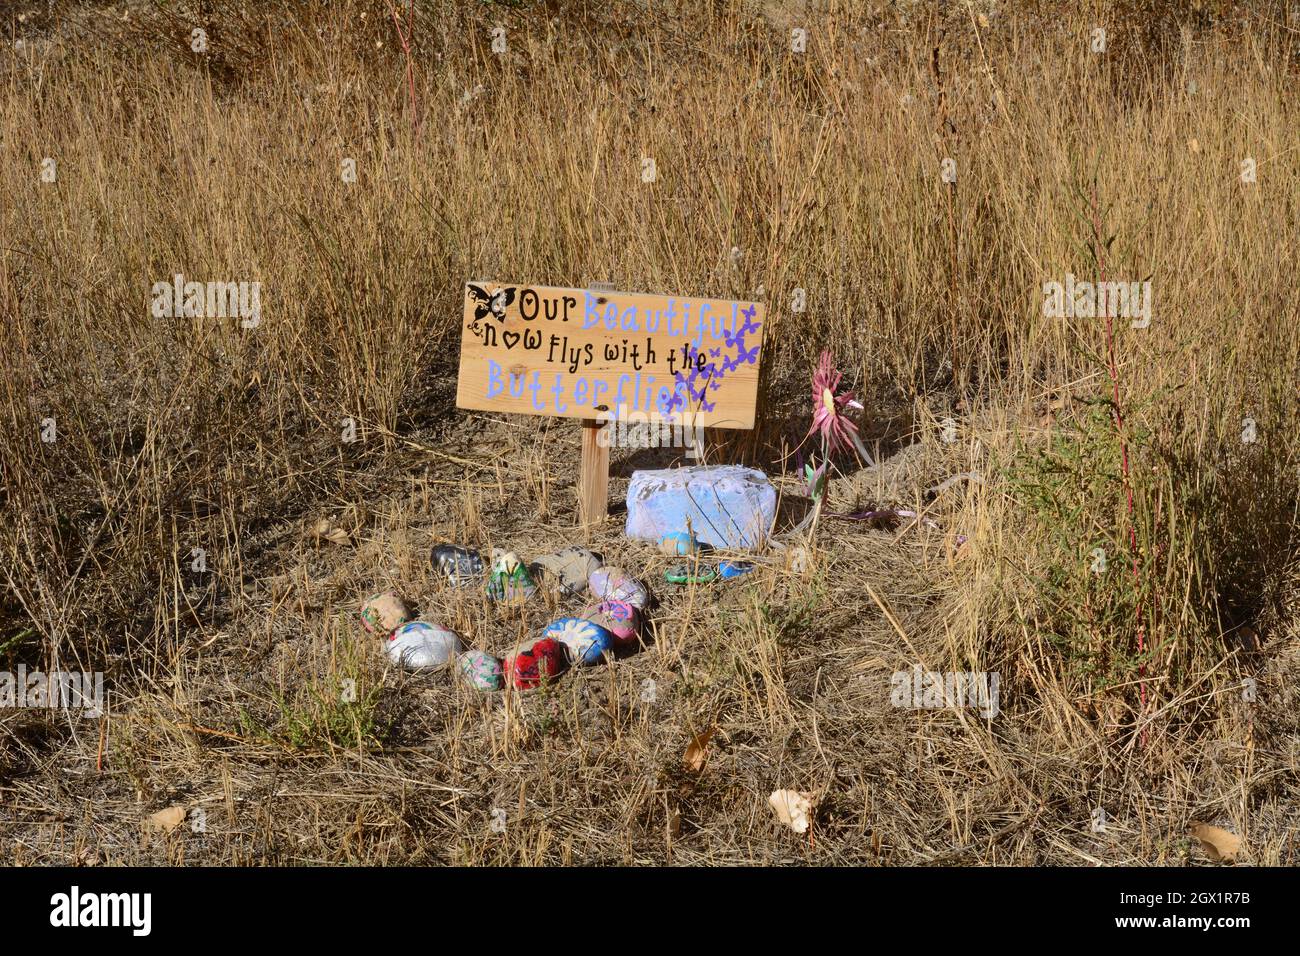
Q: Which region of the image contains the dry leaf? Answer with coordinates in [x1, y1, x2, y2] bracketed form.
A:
[144, 805, 186, 835]
[683, 728, 715, 772]
[1187, 822, 1241, 862]
[312, 517, 350, 545]
[769, 789, 816, 834]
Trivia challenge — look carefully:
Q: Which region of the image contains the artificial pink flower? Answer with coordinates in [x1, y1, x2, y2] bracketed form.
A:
[808, 350, 872, 463]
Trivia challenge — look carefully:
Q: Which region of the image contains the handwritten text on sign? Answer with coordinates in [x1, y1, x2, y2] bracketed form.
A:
[456, 283, 765, 429]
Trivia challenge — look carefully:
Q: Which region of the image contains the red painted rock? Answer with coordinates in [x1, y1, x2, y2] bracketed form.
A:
[505, 637, 566, 690]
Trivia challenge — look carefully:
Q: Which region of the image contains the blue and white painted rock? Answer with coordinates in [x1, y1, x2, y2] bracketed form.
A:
[544, 617, 613, 666]
[505, 638, 566, 689]
[387, 621, 460, 669]
[432, 544, 484, 587]
[580, 599, 639, 644]
[588, 567, 648, 609]
[658, 531, 701, 556]
[457, 650, 504, 691]
[360, 591, 412, 635]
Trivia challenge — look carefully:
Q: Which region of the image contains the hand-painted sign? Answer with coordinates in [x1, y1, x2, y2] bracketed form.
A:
[456, 283, 766, 429]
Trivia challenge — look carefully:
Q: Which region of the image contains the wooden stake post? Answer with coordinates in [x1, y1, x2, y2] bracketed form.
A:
[579, 418, 610, 526]
[577, 283, 615, 527]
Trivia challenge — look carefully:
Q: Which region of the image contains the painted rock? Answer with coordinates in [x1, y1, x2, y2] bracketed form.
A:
[665, 563, 718, 584]
[580, 599, 639, 644]
[486, 551, 537, 600]
[505, 637, 567, 690]
[626, 465, 776, 549]
[432, 544, 484, 587]
[589, 567, 648, 608]
[544, 617, 613, 666]
[658, 531, 701, 556]
[718, 561, 754, 579]
[457, 650, 504, 692]
[530, 546, 602, 595]
[387, 621, 461, 669]
[360, 591, 412, 635]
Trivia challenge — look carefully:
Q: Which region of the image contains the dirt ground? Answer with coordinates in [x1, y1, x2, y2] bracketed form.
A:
[4, 393, 1294, 866]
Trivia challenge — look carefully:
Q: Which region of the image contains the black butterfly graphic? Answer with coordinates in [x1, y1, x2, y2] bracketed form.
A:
[466, 284, 516, 326]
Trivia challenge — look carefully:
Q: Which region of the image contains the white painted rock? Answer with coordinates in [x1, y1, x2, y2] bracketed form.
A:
[387, 621, 460, 669]
[589, 567, 648, 608]
[626, 465, 775, 549]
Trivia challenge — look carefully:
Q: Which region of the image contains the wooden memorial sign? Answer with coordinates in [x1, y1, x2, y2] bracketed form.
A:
[456, 282, 766, 524]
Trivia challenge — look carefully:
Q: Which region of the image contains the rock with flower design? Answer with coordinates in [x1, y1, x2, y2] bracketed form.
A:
[360, 591, 412, 635]
[486, 550, 536, 601]
[387, 621, 460, 669]
[457, 650, 504, 691]
[589, 567, 649, 609]
[580, 599, 639, 644]
[505, 637, 566, 689]
[544, 617, 613, 666]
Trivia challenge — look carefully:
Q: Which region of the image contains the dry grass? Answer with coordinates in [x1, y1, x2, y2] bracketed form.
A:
[1, 0, 1298, 865]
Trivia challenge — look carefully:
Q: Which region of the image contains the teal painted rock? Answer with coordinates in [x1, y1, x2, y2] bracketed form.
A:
[658, 531, 701, 556]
